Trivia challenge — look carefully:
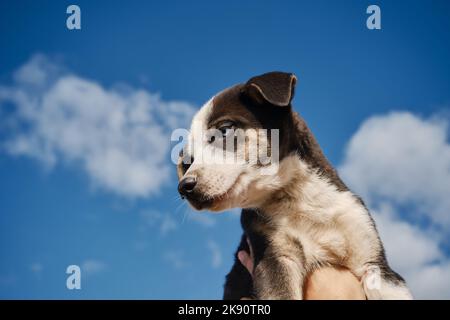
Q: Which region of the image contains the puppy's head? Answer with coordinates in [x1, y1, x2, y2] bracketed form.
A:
[177, 72, 297, 211]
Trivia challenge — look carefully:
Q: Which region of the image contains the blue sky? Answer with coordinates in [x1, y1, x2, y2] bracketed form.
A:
[0, 0, 450, 299]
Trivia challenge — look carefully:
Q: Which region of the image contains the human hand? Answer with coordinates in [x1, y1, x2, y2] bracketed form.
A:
[237, 237, 366, 300]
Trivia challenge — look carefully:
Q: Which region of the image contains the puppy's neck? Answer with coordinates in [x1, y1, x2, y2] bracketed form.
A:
[253, 110, 351, 218]
[255, 154, 361, 225]
[257, 155, 315, 215]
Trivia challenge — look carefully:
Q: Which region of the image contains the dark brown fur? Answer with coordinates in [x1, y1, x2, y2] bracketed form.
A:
[176, 72, 405, 299]
[219, 72, 404, 299]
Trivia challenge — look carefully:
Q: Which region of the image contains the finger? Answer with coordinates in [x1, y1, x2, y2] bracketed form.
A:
[304, 267, 366, 300]
[238, 250, 254, 276]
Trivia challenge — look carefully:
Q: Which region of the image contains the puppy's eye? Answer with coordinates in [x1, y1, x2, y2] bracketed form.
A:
[218, 122, 235, 137]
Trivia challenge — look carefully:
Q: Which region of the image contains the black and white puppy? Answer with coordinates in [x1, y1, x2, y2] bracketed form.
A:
[177, 72, 412, 300]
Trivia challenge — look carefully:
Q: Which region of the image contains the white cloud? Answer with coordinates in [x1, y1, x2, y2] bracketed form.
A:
[0, 54, 196, 198]
[140, 210, 178, 236]
[163, 250, 187, 270]
[373, 204, 441, 273]
[207, 240, 222, 268]
[186, 211, 217, 227]
[160, 215, 178, 235]
[372, 204, 450, 299]
[406, 262, 450, 299]
[340, 112, 450, 228]
[339, 111, 450, 299]
[81, 259, 106, 276]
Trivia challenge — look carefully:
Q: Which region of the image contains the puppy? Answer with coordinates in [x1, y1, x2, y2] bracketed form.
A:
[177, 72, 412, 300]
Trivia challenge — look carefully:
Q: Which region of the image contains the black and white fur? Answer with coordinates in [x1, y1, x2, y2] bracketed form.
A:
[177, 72, 412, 300]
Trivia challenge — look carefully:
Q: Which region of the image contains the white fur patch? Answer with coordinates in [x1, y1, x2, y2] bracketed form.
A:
[182, 97, 413, 299]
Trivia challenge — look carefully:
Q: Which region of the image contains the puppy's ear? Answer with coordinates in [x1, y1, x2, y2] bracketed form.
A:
[243, 72, 297, 107]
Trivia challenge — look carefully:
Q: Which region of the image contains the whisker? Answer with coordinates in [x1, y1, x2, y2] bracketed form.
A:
[173, 201, 184, 213]
[181, 206, 190, 224]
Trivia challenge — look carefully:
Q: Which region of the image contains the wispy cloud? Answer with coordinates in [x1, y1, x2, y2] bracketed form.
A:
[186, 211, 216, 227]
[339, 111, 450, 299]
[140, 210, 178, 236]
[81, 259, 106, 276]
[163, 250, 188, 270]
[0, 54, 196, 198]
[207, 240, 222, 269]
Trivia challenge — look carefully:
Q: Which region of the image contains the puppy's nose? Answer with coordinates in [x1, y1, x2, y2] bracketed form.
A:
[178, 176, 197, 196]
